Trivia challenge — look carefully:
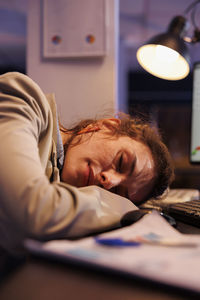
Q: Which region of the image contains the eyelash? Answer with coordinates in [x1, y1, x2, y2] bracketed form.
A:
[117, 154, 123, 173]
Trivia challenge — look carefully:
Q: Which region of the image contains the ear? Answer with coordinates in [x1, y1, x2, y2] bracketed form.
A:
[77, 124, 101, 134]
[100, 118, 121, 130]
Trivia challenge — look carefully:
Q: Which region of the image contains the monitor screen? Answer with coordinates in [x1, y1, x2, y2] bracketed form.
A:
[190, 62, 200, 163]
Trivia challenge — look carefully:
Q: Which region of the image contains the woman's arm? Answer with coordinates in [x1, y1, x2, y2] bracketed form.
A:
[0, 72, 135, 252]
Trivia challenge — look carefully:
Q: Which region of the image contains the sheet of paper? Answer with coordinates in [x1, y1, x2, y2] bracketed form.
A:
[25, 211, 200, 293]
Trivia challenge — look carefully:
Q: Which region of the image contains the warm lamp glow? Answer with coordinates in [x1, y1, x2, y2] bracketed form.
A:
[155, 45, 179, 62]
[136, 44, 190, 80]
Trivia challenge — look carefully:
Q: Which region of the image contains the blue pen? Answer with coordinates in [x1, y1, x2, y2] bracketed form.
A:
[95, 237, 140, 247]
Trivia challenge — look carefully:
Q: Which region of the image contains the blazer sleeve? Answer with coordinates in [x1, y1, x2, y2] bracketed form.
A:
[0, 72, 136, 251]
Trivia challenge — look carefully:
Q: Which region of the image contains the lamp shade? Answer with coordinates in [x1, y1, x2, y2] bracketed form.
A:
[136, 16, 190, 80]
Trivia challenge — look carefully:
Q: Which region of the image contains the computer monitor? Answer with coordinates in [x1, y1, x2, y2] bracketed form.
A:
[190, 62, 200, 163]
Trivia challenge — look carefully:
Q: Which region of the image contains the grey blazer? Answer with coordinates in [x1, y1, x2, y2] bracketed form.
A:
[0, 72, 135, 253]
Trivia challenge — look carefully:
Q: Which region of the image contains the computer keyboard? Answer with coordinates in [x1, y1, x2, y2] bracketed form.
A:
[141, 189, 200, 227]
[142, 189, 199, 209]
[165, 200, 200, 227]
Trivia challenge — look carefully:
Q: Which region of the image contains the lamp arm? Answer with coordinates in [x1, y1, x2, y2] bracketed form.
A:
[192, 28, 200, 42]
[184, 0, 200, 15]
[183, 0, 200, 44]
[183, 28, 200, 43]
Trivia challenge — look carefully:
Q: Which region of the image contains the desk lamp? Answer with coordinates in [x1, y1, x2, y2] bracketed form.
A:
[136, 0, 200, 80]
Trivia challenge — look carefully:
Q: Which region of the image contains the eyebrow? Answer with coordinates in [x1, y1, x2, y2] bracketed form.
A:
[128, 155, 137, 177]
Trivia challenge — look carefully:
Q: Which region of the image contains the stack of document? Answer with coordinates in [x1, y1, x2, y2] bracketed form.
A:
[25, 210, 200, 294]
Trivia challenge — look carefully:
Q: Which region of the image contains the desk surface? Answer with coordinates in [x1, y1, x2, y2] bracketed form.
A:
[0, 222, 200, 300]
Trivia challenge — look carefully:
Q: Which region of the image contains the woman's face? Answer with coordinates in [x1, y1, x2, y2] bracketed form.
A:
[61, 122, 155, 204]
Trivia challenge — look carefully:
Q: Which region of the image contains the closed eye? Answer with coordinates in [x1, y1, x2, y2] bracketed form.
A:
[117, 153, 123, 173]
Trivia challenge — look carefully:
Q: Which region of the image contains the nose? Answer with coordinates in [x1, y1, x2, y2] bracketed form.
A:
[97, 169, 122, 190]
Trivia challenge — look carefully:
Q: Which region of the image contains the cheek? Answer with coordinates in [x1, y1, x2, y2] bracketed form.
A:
[60, 147, 80, 181]
[60, 157, 73, 182]
[65, 144, 86, 162]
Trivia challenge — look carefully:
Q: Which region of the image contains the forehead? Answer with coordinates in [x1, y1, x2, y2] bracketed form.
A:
[125, 140, 155, 203]
[93, 133, 156, 202]
[105, 134, 156, 203]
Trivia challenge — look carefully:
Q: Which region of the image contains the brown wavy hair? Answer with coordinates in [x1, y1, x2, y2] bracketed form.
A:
[60, 113, 174, 202]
